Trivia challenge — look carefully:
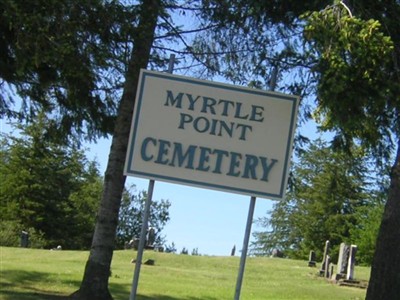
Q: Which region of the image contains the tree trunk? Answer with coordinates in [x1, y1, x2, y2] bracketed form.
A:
[71, 1, 160, 299]
[366, 138, 400, 300]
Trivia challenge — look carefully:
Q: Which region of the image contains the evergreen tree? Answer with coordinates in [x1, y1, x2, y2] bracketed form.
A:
[0, 115, 102, 249]
[350, 171, 389, 265]
[252, 139, 378, 262]
[67, 162, 104, 249]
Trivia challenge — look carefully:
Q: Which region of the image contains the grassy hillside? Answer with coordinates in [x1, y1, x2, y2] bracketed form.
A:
[0, 247, 369, 300]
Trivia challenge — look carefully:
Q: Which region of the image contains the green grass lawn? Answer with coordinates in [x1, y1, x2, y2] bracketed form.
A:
[0, 247, 369, 300]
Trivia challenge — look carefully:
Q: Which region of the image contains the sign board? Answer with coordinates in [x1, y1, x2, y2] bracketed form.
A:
[124, 69, 298, 200]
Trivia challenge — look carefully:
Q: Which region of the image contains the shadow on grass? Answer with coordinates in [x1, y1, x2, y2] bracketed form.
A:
[137, 296, 218, 300]
[1, 269, 78, 300]
[1, 270, 219, 300]
[0, 290, 71, 300]
[110, 283, 219, 300]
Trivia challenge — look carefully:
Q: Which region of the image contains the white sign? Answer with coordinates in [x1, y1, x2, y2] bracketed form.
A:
[124, 69, 298, 200]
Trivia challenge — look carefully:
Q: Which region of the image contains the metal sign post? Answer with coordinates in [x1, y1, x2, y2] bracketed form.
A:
[234, 196, 256, 300]
[234, 67, 278, 299]
[129, 54, 175, 300]
[129, 179, 155, 300]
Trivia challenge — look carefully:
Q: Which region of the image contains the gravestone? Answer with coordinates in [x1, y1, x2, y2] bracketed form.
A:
[324, 255, 331, 278]
[319, 240, 330, 276]
[336, 243, 350, 278]
[308, 250, 316, 267]
[271, 248, 284, 258]
[143, 259, 155, 266]
[133, 238, 140, 250]
[231, 245, 236, 256]
[346, 245, 358, 280]
[20, 230, 29, 248]
[146, 227, 156, 249]
[333, 243, 359, 283]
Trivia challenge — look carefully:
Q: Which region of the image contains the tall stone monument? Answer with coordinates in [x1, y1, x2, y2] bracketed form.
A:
[319, 240, 330, 277]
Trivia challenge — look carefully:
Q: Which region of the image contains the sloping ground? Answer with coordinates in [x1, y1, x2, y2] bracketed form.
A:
[0, 247, 369, 300]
